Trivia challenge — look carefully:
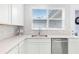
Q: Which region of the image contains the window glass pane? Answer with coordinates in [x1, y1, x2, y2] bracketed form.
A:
[33, 20, 47, 28]
[49, 20, 62, 28]
[32, 9, 47, 18]
[48, 9, 62, 18]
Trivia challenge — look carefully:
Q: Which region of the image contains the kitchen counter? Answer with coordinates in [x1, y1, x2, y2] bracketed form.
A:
[0, 34, 74, 54]
[0, 35, 27, 54]
[0, 35, 52, 54]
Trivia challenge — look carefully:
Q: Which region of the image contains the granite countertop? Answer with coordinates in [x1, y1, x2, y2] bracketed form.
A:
[0, 34, 76, 54]
[0, 35, 27, 54]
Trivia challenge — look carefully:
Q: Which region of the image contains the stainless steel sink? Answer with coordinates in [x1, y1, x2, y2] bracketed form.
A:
[31, 35, 47, 37]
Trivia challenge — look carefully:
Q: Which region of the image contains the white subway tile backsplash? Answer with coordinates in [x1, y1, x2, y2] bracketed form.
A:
[0, 25, 17, 40]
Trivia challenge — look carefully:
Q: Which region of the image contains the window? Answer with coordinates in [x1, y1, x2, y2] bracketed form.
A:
[32, 8, 65, 30]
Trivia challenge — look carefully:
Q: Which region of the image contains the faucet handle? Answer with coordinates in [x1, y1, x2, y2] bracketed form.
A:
[45, 35, 47, 37]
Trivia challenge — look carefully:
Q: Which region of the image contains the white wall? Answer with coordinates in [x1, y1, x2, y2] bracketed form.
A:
[24, 4, 71, 37]
[0, 25, 17, 40]
[70, 4, 79, 37]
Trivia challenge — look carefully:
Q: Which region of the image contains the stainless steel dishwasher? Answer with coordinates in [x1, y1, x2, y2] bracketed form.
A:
[51, 38, 68, 54]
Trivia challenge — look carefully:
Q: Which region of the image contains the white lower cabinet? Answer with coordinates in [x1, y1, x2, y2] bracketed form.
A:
[8, 45, 19, 54]
[68, 38, 79, 54]
[18, 41, 25, 54]
[8, 41, 24, 54]
[39, 39, 51, 54]
[24, 39, 39, 54]
[24, 39, 51, 54]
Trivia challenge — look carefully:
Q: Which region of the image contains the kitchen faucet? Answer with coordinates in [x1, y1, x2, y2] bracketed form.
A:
[32, 26, 47, 37]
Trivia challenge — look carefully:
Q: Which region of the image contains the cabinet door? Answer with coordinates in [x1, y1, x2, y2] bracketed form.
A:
[0, 5, 11, 24]
[18, 41, 24, 54]
[24, 39, 40, 54]
[12, 4, 24, 26]
[24, 39, 51, 54]
[39, 39, 51, 54]
[68, 38, 79, 54]
[8, 45, 18, 54]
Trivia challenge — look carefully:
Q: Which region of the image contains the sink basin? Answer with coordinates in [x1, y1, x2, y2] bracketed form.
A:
[31, 35, 47, 38]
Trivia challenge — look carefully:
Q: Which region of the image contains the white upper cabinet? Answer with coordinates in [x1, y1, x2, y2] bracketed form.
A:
[0, 5, 11, 24]
[0, 4, 24, 26]
[12, 4, 24, 26]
